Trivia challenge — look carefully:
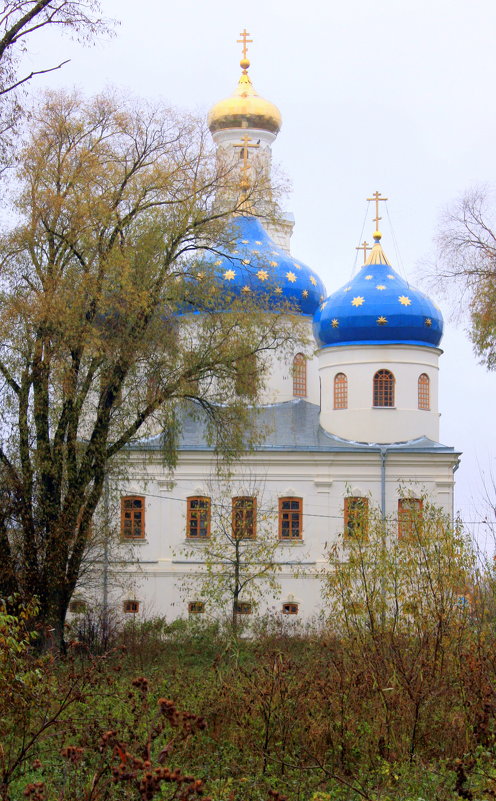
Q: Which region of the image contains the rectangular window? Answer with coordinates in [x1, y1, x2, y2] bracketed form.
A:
[188, 601, 205, 614]
[398, 498, 423, 540]
[344, 497, 369, 539]
[69, 600, 86, 614]
[279, 497, 303, 540]
[187, 497, 211, 538]
[234, 601, 252, 615]
[121, 496, 145, 540]
[123, 600, 140, 614]
[282, 602, 299, 615]
[232, 497, 256, 539]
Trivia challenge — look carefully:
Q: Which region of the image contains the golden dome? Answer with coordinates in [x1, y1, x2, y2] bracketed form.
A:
[208, 58, 282, 135]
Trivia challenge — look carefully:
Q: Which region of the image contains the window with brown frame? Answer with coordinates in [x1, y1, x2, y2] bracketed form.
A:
[398, 498, 423, 540]
[234, 601, 252, 615]
[282, 602, 299, 615]
[293, 353, 307, 397]
[123, 600, 140, 613]
[418, 373, 430, 410]
[69, 599, 86, 614]
[334, 372, 348, 409]
[188, 601, 205, 614]
[232, 497, 256, 539]
[186, 497, 211, 539]
[279, 497, 303, 540]
[344, 497, 369, 539]
[373, 369, 395, 407]
[120, 496, 145, 539]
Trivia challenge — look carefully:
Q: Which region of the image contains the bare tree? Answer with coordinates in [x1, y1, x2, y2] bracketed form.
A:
[0, 1, 113, 165]
[434, 186, 496, 368]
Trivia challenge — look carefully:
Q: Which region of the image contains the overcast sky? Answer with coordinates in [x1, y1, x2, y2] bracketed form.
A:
[22, 0, 496, 548]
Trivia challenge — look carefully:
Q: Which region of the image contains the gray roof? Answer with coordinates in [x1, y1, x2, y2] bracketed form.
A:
[131, 399, 458, 456]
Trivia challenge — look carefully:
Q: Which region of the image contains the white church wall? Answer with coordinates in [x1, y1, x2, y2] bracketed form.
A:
[96, 445, 457, 623]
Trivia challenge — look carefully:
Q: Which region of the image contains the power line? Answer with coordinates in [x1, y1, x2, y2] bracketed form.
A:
[118, 490, 496, 527]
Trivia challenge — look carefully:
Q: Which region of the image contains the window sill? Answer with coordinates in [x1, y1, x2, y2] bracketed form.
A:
[120, 538, 148, 544]
[278, 539, 305, 546]
[372, 406, 396, 410]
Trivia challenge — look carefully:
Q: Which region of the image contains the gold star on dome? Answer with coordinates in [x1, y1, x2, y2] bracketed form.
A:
[274, 286, 283, 294]
[352, 296, 365, 307]
[196, 271, 205, 280]
[252, 249, 260, 255]
[365, 275, 373, 280]
[331, 319, 339, 328]
[214, 260, 222, 266]
[302, 289, 309, 297]
[242, 258, 250, 265]
[270, 260, 278, 267]
[257, 269, 269, 281]
[309, 276, 317, 286]
[232, 250, 239, 255]
[286, 271, 297, 283]
[242, 285, 251, 293]
[224, 269, 236, 281]
[255, 240, 262, 245]
[343, 286, 351, 293]
[425, 318, 432, 327]
[387, 274, 395, 280]
[377, 316, 388, 325]
[272, 251, 278, 256]
[376, 285, 386, 290]
[294, 262, 302, 270]
[399, 295, 411, 306]
[241, 239, 249, 244]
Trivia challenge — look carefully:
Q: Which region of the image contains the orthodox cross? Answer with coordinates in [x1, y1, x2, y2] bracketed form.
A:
[366, 190, 388, 231]
[237, 28, 253, 64]
[356, 240, 371, 262]
[234, 134, 260, 196]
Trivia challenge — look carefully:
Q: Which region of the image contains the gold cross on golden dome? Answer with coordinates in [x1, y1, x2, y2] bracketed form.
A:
[356, 240, 371, 262]
[237, 28, 253, 71]
[366, 190, 388, 232]
[234, 134, 259, 192]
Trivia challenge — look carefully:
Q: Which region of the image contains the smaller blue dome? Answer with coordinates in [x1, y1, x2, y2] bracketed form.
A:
[313, 237, 443, 348]
[183, 215, 325, 317]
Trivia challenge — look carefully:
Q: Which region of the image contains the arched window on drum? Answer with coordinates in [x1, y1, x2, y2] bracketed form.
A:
[333, 372, 348, 409]
[293, 353, 307, 397]
[418, 373, 430, 410]
[373, 370, 395, 407]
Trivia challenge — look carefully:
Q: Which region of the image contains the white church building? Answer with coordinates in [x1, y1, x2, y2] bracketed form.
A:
[80, 37, 460, 623]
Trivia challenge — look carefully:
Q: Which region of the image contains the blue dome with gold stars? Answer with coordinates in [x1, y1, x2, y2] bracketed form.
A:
[188, 215, 325, 316]
[313, 234, 443, 348]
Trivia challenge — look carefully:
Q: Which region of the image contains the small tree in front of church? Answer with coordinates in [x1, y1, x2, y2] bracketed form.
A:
[181, 476, 284, 630]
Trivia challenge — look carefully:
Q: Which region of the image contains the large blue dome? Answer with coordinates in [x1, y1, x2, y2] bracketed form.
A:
[313, 236, 443, 348]
[184, 215, 325, 316]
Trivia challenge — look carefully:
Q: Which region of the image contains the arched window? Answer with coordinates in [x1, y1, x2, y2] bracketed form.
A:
[373, 369, 395, 407]
[418, 373, 430, 410]
[293, 353, 307, 397]
[334, 372, 348, 409]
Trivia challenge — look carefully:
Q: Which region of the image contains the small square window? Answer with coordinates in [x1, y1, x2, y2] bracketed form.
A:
[123, 600, 140, 614]
[234, 601, 252, 615]
[188, 601, 205, 614]
[69, 600, 87, 614]
[282, 602, 299, 615]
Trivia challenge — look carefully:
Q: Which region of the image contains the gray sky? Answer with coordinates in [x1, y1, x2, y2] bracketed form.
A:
[23, 0, 496, 546]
